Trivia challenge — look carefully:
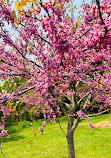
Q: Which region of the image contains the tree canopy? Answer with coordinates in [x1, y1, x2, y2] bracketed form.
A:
[0, 0, 111, 157]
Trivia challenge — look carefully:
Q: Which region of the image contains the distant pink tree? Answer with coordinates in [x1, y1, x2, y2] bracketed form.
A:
[0, 0, 111, 157]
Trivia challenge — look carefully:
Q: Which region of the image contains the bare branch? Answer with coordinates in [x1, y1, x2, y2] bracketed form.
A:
[25, 14, 38, 21]
[75, 29, 91, 41]
[71, 116, 80, 131]
[17, 85, 36, 96]
[54, 91, 72, 103]
[56, 118, 67, 137]
[58, 102, 68, 118]
[80, 109, 110, 122]
[64, 94, 72, 103]
[71, 90, 75, 108]
[82, 28, 111, 52]
[75, 81, 79, 89]
[87, 109, 110, 117]
[61, 102, 71, 109]
[1, 85, 37, 103]
[77, 91, 91, 105]
[1, 59, 13, 67]
[0, 73, 30, 77]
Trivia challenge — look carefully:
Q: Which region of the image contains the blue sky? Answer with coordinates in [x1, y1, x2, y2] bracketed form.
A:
[73, 0, 92, 19]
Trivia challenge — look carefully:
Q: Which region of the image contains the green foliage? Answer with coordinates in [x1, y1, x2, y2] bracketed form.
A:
[1, 77, 28, 93]
[0, 77, 35, 126]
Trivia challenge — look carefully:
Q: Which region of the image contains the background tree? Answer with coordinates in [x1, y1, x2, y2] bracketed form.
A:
[0, 0, 111, 158]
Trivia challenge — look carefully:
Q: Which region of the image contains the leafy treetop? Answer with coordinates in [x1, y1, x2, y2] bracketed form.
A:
[0, 0, 111, 139]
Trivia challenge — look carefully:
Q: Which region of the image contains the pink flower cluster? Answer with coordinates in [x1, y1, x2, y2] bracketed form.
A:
[0, 130, 7, 138]
[77, 111, 85, 118]
[0, 0, 111, 136]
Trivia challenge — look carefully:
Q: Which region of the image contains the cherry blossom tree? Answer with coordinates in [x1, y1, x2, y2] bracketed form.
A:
[0, 0, 111, 157]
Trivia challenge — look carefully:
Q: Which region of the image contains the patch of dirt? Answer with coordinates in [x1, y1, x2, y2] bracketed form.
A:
[95, 121, 111, 128]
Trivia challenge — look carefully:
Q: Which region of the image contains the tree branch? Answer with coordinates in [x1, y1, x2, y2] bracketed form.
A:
[1, 85, 37, 103]
[0, 24, 42, 68]
[39, 0, 51, 19]
[80, 109, 110, 122]
[17, 85, 36, 96]
[61, 102, 71, 109]
[75, 81, 79, 89]
[58, 102, 68, 118]
[1, 59, 13, 67]
[77, 91, 91, 105]
[56, 118, 67, 137]
[13, 44, 42, 68]
[20, 23, 52, 46]
[75, 29, 91, 41]
[25, 14, 38, 21]
[87, 109, 110, 117]
[96, 0, 105, 25]
[71, 116, 80, 131]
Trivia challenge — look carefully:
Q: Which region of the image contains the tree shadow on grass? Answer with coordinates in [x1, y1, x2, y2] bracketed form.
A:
[3, 125, 28, 143]
[3, 134, 26, 143]
[3, 121, 37, 143]
[3, 120, 35, 143]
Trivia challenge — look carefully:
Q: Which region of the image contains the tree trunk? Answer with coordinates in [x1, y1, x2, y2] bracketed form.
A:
[67, 129, 75, 158]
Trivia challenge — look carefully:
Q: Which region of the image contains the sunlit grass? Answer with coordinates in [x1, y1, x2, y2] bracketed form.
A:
[0, 114, 111, 158]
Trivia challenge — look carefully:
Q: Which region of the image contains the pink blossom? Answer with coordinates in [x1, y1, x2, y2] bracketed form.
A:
[42, 121, 46, 127]
[14, 83, 16, 86]
[0, 0, 111, 142]
[77, 111, 85, 117]
[88, 123, 95, 129]
[1, 130, 7, 136]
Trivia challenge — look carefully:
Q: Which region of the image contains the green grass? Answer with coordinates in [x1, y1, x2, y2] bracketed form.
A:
[0, 114, 111, 158]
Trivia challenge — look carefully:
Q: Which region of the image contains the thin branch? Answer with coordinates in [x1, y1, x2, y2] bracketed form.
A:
[71, 89, 75, 108]
[82, 28, 111, 53]
[25, 14, 39, 21]
[1, 137, 6, 158]
[87, 109, 110, 117]
[0, 24, 42, 68]
[0, 73, 30, 77]
[80, 109, 110, 122]
[64, 94, 72, 103]
[96, 0, 105, 25]
[13, 44, 42, 68]
[74, 29, 91, 41]
[61, 102, 71, 109]
[1, 137, 3, 154]
[58, 102, 68, 118]
[33, 45, 46, 59]
[71, 116, 80, 131]
[82, 95, 90, 110]
[1, 85, 36, 103]
[37, 33, 52, 46]
[17, 85, 36, 96]
[54, 91, 72, 103]
[1, 59, 13, 67]
[77, 91, 91, 105]
[56, 118, 67, 137]
[20, 90, 37, 104]
[75, 81, 79, 89]
[39, 0, 51, 19]
[20, 23, 52, 46]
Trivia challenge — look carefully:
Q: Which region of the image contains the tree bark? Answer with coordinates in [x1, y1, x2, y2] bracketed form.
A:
[67, 116, 75, 158]
[67, 131, 75, 158]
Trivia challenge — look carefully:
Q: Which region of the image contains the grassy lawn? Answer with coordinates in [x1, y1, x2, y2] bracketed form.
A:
[0, 114, 111, 158]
